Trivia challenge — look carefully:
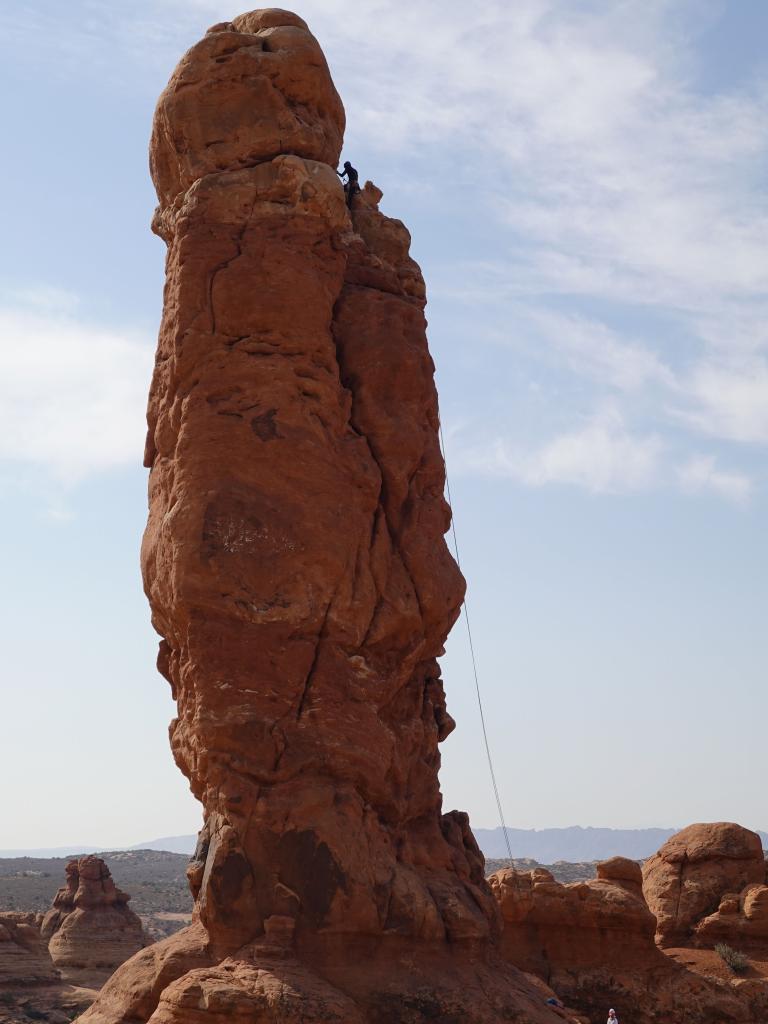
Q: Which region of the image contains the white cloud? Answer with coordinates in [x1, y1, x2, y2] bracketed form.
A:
[677, 359, 768, 443]
[522, 309, 675, 392]
[678, 455, 752, 503]
[473, 407, 663, 494]
[0, 299, 152, 485]
[0, 285, 81, 314]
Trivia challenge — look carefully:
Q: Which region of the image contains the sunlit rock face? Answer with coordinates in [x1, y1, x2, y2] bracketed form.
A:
[488, 837, 768, 1024]
[41, 857, 146, 978]
[642, 822, 766, 946]
[80, 9, 568, 1024]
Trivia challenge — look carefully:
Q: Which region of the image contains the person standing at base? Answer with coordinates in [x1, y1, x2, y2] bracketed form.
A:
[607, 1009, 619, 1024]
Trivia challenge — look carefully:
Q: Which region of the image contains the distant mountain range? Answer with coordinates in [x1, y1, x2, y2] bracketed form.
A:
[3, 825, 766, 862]
[0, 836, 199, 859]
[474, 826, 768, 861]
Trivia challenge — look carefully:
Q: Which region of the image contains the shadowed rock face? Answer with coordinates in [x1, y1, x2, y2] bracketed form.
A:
[81, 9, 567, 1024]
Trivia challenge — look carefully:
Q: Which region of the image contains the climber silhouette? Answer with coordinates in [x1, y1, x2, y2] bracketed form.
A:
[337, 160, 360, 207]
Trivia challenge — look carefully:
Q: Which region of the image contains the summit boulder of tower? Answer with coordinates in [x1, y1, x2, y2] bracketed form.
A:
[150, 9, 345, 209]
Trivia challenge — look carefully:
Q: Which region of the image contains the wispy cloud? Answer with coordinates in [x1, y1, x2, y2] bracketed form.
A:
[459, 406, 663, 495]
[678, 454, 752, 503]
[519, 309, 675, 392]
[0, 292, 152, 485]
[676, 359, 768, 443]
[2, 1, 762, 504]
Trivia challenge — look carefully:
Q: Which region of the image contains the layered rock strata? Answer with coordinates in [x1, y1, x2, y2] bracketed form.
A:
[0, 912, 58, 987]
[41, 857, 146, 979]
[83, 9, 566, 1023]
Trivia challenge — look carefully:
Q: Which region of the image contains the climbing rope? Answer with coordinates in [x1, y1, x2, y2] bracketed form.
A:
[439, 423, 514, 862]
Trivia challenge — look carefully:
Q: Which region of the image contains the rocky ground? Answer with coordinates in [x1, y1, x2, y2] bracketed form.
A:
[485, 858, 601, 883]
[0, 983, 95, 1023]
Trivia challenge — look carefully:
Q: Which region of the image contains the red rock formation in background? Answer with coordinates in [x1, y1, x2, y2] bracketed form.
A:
[642, 821, 766, 946]
[696, 880, 768, 947]
[83, 9, 568, 1023]
[41, 857, 146, 980]
[0, 859, 149, 1021]
[489, 831, 768, 1024]
[0, 912, 58, 987]
[490, 857, 657, 976]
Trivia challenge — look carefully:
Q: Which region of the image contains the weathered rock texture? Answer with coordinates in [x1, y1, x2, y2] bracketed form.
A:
[642, 822, 766, 946]
[41, 857, 146, 980]
[490, 857, 657, 976]
[0, 912, 58, 987]
[83, 9, 567, 1024]
[696, 882, 768, 947]
[489, 835, 768, 1024]
[490, 838, 768, 1024]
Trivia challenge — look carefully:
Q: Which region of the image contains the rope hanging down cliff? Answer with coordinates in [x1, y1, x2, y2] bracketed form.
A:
[439, 424, 514, 862]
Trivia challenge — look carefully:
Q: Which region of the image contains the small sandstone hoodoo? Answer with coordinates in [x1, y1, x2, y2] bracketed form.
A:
[82, 8, 566, 1024]
[41, 856, 146, 979]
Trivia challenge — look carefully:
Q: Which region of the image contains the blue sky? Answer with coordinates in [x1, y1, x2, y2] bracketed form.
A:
[1, 0, 766, 848]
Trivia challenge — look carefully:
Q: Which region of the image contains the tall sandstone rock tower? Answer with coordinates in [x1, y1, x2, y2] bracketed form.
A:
[83, 10, 564, 1023]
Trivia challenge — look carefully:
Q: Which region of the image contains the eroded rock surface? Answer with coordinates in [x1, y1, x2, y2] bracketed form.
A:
[0, 912, 58, 987]
[696, 882, 768, 947]
[490, 857, 657, 975]
[82, 9, 567, 1024]
[41, 856, 146, 981]
[642, 822, 765, 946]
[489, 835, 768, 1024]
[490, 838, 768, 1024]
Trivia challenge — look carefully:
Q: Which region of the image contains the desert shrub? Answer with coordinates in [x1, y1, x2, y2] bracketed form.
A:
[715, 942, 749, 973]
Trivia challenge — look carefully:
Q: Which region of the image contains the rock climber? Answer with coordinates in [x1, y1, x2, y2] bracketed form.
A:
[337, 160, 360, 207]
[607, 1009, 619, 1024]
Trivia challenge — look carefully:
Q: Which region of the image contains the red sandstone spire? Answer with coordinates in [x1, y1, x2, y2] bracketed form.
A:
[82, 11, 565, 1022]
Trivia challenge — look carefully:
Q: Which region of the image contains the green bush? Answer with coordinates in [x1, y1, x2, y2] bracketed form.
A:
[714, 942, 749, 973]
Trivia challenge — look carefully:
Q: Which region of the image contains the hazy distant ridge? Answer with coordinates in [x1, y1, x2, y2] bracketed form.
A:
[4, 826, 767, 861]
[474, 826, 768, 861]
[0, 837, 199, 859]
